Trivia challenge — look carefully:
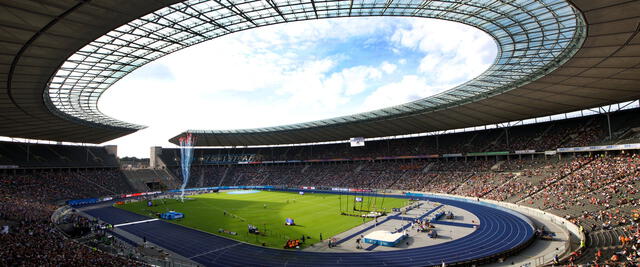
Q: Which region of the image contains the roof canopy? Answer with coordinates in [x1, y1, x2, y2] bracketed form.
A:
[1, 1, 639, 145]
[1, 0, 181, 143]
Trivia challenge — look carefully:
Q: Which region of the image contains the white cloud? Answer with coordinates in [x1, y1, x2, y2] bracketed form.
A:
[340, 66, 383, 96]
[360, 75, 450, 112]
[234, 18, 394, 51]
[418, 54, 442, 73]
[391, 19, 496, 84]
[380, 61, 397, 74]
[353, 19, 496, 116]
[99, 17, 496, 157]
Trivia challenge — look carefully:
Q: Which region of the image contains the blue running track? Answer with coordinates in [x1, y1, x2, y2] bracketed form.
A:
[85, 194, 534, 267]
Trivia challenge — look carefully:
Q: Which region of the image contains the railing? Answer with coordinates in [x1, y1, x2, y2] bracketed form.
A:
[51, 205, 72, 224]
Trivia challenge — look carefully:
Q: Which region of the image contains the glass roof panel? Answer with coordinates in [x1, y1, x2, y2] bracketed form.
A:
[45, 0, 586, 132]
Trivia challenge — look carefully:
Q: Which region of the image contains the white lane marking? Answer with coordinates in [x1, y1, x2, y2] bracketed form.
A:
[189, 243, 242, 259]
[113, 218, 159, 227]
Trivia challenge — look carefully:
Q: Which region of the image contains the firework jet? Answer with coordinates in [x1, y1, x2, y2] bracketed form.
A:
[178, 133, 196, 202]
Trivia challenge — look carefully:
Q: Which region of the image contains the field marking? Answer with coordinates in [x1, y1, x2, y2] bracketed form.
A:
[189, 243, 242, 259]
[113, 218, 159, 227]
[163, 192, 408, 248]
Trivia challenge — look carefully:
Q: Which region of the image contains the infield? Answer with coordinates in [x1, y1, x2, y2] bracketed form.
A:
[117, 191, 408, 248]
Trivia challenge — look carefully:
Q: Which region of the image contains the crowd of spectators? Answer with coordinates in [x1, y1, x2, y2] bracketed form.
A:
[483, 160, 561, 201]
[170, 151, 640, 266]
[526, 155, 638, 211]
[420, 172, 473, 194]
[575, 156, 640, 213]
[607, 223, 640, 265]
[498, 154, 640, 265]
[176, 153, 640, 223]
[568, 200, 640, 265]
[455, 172, 515, 198]
[498, 159, 547, 172]
[197, 152, 640, 265]
[484, 178, 532, 202]
[0, 108, 636, 266]
[178, 159, 505, 194]
[0, 141, 119, 168]
[564, 125, 606, 147]
[3, 140, 640, 265]
[0, 170, 133, 203]
[0, 169, 142, 266]
[162, 109, 640, 165]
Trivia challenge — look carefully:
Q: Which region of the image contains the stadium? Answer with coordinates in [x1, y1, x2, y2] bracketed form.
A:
[1, 0, 640, 266]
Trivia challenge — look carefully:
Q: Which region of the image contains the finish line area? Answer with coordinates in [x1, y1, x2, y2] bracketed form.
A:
[79, 189, 536, 266]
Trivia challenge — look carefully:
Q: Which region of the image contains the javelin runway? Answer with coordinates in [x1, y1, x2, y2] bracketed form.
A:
[85, 194, 534, 266]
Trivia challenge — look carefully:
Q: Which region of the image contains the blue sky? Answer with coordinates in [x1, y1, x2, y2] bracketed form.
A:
[99, 17, 496, 158]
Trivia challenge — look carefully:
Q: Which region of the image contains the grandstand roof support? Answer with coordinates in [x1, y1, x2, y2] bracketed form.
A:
[606, 113, 613, 140]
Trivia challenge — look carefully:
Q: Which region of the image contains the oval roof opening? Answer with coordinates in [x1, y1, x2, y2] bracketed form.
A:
[99, 17, 496, 155]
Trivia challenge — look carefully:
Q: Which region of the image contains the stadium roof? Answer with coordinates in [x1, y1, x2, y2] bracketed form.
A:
[1, 1, 639, 145]
[1, 0, 181, 143]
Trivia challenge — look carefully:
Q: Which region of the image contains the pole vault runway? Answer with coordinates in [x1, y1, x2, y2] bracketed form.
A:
[84, 194, 534, 266]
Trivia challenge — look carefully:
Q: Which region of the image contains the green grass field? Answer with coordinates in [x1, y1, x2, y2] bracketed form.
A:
[117, 190, 408, 248]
